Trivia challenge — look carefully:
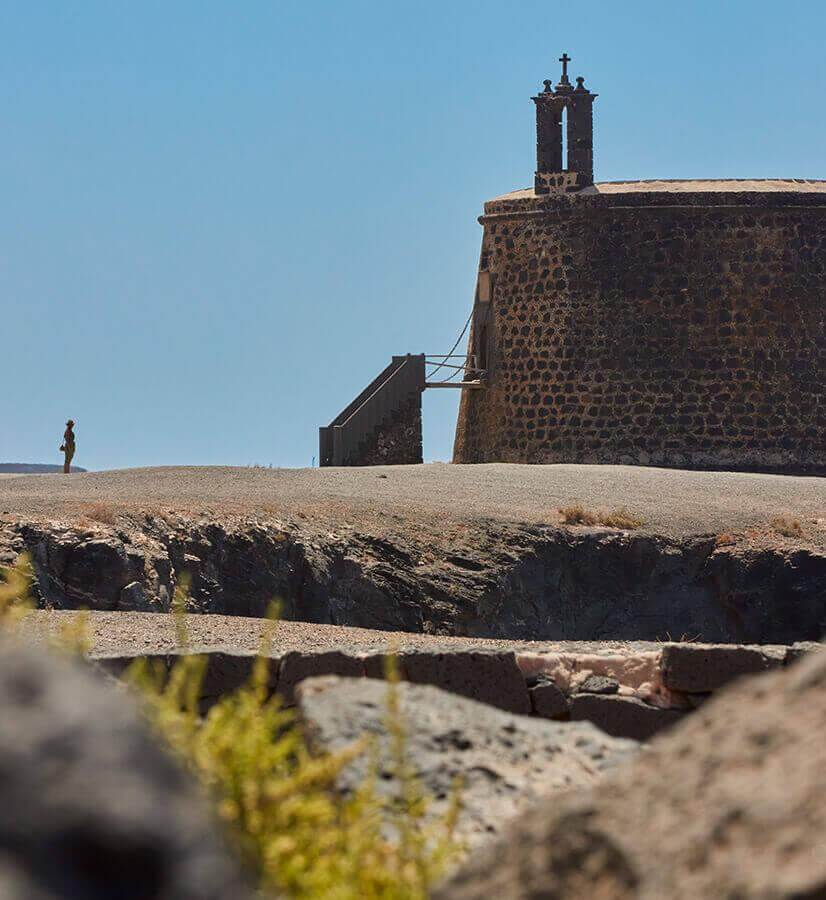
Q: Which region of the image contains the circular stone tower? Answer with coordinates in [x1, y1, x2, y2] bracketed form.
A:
[453, 57, 826, 475]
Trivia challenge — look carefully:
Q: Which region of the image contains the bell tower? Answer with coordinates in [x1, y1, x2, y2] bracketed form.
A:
[532, 53, 597, 193]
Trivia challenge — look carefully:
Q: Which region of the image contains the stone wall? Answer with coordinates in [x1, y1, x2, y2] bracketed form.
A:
[453, 189, 826, 473]
[95, 640, 822, 743]
[351, 393, 422, 466]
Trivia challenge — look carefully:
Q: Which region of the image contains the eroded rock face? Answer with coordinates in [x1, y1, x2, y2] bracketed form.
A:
[435, 649, 826, 899]
[2, 515, 825, 642]
[0, 641, 252, 900]
[295, 675, 638, 849]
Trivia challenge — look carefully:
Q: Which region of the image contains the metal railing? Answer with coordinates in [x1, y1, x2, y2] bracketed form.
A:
[424, 353, 485, 386]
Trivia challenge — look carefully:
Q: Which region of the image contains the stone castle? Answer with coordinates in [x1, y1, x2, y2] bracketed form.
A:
[452, 56, 826, 474]
[322, 56, 824, 473]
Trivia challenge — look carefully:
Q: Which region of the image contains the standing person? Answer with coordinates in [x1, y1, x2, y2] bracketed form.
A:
[60, 420, 76, 474]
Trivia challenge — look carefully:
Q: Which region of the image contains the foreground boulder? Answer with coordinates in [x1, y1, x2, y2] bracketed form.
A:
[436, 649, 826, 899]
[296, 675, 638, 848]
[0, 641, 252, 900]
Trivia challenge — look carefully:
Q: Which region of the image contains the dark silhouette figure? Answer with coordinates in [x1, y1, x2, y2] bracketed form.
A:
[60, 420, 76, 474]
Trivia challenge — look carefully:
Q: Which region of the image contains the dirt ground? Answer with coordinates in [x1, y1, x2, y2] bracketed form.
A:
[0, 463, 823, 541]
[20, 609, 669, 659]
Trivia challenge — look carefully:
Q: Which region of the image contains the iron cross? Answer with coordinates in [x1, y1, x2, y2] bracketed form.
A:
[559, 53, 571, 79]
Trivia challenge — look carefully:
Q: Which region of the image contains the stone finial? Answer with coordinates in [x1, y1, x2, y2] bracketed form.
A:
[575, 76, 587, 91]
[542, 79, 553, 93]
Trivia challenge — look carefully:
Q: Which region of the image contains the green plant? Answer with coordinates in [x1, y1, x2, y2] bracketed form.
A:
[0, 553, 35, 623]
[127, 635, 461, 898]
[0, 554, 93, 653]
[0, 560, 461, 896]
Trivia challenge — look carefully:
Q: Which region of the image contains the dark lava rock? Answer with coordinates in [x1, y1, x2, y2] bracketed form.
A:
[296, 675, 637, 849]
[5, 516, 826, 642]
[527, 674, 569, 719]
[577, 674, 620, 695]
[0, 640, 252, 900]
[278, 649, 364, 704]
[661, 643, 785, 693]
[436, 650, 826, 899]
[569, 693, 685, 742]
[365, 648, 531, 714]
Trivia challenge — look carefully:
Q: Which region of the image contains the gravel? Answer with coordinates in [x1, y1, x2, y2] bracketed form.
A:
[0, 463, 823, 539]
[21, 610, 668, 660]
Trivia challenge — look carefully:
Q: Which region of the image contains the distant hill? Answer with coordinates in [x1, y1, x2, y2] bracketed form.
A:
[0, 463, 88, 474]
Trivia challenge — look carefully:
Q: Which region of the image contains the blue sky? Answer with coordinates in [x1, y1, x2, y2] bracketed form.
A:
[2, 0, 824, 470]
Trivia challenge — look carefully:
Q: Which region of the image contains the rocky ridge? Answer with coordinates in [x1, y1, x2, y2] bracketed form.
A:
[2, 511, 824, 644]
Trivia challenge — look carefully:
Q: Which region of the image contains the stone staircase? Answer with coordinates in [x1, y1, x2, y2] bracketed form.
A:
[319, 354, 426, 467]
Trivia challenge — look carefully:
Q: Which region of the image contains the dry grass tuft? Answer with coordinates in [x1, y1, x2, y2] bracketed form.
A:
[715, 533, 736, 548]
[770, 516, 806, 539]
[598, 508, 646, 529]
[81, 502, 117, 525]
[559, 503, 598, 526]
[559, 504, 644, 530]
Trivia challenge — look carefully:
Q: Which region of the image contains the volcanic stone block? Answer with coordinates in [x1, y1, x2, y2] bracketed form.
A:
[297, 675, 637, 849]
[661, 644, 785, 693]
[94, 651, 172, 680]
[95, 647, 274, 704]
[365, 650, 531, 714]
[577, 674, 620, 695]
[528, 676, 570, 720]
[570, 693, 684, 742]
[277, 650, 364, 704]
[196, 648, 271, 699]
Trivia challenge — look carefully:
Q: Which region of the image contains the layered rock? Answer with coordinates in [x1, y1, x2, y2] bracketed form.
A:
[3, 513, 824, 643]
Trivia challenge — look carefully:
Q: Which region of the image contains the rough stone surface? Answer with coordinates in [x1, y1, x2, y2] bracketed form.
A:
[277, 650, 364, 704]
[454, 185, 826, 474]
[577, 674, 619, 695]
[366, 649, 531, 714]
[527, 675, 569, 719]
[354, 393, 423, 467]
[661, 643, 785, 692]
[0, 640, 252, 900]
[569, 693, 685, 742]
[4, 512, 824, 643]
[436, 648, 826, 899]
[296, 675, 638, 849]
[198, 648, 272, 699]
